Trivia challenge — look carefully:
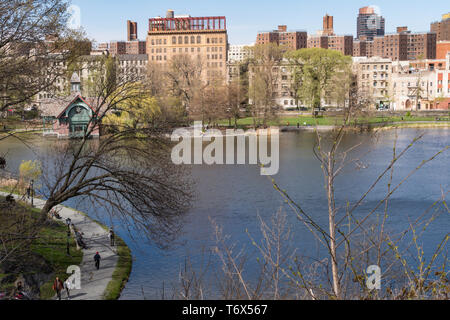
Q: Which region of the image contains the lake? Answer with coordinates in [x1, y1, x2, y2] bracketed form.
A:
[1, 128, 449, 299]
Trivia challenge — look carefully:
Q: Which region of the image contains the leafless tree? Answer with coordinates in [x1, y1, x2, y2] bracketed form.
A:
[0, 0, 89, 112]
[36, 55, 192, 246]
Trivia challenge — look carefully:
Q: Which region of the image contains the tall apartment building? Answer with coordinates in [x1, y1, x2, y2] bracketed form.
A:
[307, 35, 353, 56]
[146, 10, 228, 80]
[107, 21, 146, 56]
[352, 56, 392, 109]
[307, 15, 352, 55]
[406, 32, 437, 60]
[357, 6, 385, 40]
[256, 25, 307, 50]
[431, 13, 450, 41]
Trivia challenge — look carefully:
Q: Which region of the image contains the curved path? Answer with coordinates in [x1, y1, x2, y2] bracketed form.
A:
[1, 192, 118, 300]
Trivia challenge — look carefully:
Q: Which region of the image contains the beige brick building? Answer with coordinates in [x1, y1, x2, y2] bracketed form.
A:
[146, 10, 228, 80]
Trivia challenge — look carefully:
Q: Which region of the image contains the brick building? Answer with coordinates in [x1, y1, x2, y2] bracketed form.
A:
[256, 25, 307, 50]
[307, 35, 353, 56]
[437, 41, 450, 59]
[431, 13, 450, 41]
[146, 10, 228, 80]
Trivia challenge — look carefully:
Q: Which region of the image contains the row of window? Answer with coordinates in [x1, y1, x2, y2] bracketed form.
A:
[151, 36, 225, 46]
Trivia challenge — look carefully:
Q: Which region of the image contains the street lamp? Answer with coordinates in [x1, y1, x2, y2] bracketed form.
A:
[66, 218, 71, 255]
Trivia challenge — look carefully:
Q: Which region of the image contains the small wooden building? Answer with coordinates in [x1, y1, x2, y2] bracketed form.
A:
[40, 73, 100, 139]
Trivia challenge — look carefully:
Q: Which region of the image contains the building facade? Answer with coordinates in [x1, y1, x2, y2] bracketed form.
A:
[256, 25, 307, 50]
[353, 56, 392, 109]
[146, 10, 228, 80]
[431, 13, 450, 42]
[227, 44, 253, 63]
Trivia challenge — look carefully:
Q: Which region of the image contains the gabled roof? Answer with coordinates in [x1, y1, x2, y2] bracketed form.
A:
[39, 93, 102, 118]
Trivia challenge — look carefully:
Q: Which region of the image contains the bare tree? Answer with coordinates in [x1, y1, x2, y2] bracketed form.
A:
[37, 55, 192, 246]
[0, 0, 89, 112]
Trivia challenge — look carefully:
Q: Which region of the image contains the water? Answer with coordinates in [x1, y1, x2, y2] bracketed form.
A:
[1, 129, 449, 299]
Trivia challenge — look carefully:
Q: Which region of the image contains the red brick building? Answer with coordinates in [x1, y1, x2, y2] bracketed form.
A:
[256, 25, 307, 50]
[437, 41, 450, 59]
[431, 13, 450, 41]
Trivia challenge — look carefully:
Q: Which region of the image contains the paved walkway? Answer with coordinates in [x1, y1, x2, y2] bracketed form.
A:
[1, 192, 118, 300]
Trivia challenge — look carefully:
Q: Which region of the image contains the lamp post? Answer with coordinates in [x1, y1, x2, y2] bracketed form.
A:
[66, 218, 71, 255]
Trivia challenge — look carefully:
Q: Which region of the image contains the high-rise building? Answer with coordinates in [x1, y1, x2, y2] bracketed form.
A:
[146, 10, 228, 80]
[307, 15, 352, 56]
[127, 20, 138, 41]
[431, 13, 450, 41]
[357, 6, 385, 40]
[256, 25, 307, 50]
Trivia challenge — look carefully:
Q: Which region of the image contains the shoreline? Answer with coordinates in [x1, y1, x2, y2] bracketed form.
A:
[0, 191, 132, 300]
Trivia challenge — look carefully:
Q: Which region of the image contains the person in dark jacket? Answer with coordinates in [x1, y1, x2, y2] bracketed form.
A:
[94, 252, 101, 270]
[109, 229, 115, 247]
[52, 277, 64, 300]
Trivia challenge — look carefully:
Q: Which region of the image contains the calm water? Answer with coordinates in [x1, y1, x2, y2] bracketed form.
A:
[1, 129, 449, 299]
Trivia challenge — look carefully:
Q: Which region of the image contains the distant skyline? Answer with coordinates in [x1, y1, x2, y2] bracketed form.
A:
[70, 0, 448, 44]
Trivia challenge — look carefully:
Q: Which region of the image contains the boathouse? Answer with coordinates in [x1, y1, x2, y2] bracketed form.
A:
[40, 73, 100, 139]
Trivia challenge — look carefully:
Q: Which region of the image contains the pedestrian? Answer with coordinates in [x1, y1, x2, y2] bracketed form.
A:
[109, 229, 115, 247]
[64, 278, 72, 300]
[94, 252, 101, 270]
[52, 277, 64, 300]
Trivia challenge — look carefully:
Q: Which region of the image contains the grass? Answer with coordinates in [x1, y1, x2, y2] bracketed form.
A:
[103, 236, 132, 300]
[33, 221, 83, 300]
[217, 115, 450, 128]
[0, 197, 82, 299]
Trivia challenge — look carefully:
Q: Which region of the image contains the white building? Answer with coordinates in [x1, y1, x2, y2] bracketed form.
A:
[227, 44, 253, 63]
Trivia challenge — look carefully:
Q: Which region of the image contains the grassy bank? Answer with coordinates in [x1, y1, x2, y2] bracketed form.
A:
[218, 115, 450, 128]
[61, 206, 133, 300]
[103, 237, 132, 300]
[0, 196, 82, 299]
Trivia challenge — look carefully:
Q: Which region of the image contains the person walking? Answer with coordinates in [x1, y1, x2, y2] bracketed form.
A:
[94, 252, 101, 270]
[52, 277, 64, 300]
[109, 228, 115, 247]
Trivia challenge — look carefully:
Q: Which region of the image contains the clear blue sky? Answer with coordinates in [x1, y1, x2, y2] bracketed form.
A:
[71, 0, 448, 44]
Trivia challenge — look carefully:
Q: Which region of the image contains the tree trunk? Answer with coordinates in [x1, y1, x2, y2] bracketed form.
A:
[327, 155, 341, 299]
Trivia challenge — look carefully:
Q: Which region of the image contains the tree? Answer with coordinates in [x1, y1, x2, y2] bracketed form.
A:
[36, 55, 192, 246]
[248, 43, 284, 128]
[285, 48, 352, 114]
[0, 0, 88, 112]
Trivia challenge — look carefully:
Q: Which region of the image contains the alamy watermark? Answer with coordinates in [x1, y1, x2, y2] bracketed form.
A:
[66, 265, 81, 289]
[171, 121, 280, 176]
[67, 5, 81, 30]
[366, 265, 381, 290]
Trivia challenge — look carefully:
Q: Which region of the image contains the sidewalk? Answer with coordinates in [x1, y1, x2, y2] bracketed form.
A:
[1, 192, 118, 300]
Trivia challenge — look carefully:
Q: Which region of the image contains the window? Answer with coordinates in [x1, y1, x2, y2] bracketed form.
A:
[197, 36, 201, 44]
[172, 36, 176, 44]
[178, 36, 182, 44]
[191, 36, 195, 44]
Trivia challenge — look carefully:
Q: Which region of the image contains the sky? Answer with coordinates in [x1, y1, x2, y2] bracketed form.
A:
[70, 0, 448, 45]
